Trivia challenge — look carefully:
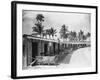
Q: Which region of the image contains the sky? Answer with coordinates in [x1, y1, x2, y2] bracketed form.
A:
[22, 10, 91, 38]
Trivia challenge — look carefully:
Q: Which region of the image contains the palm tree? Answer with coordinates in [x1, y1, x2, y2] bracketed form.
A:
[32, 23, 44, 37]
[49, 27, 57, 39]
[83, 35, 87, 41]
[78, 30, 84, 41]
[36, 14, 44, 23]
[68, 31, 73, 41]
[46, 29, 51, 39]
[68, 31, 77, 41]
[42, 30, 47, 38]
[32, 14, 45, 56]
[72, 31, 77, 41]
[86, 32, 91, 38]
[60, 24, 69, 40]
[32, 14, 44, 37]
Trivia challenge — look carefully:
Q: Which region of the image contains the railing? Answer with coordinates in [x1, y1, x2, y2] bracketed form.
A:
[61, 41, 91, 45]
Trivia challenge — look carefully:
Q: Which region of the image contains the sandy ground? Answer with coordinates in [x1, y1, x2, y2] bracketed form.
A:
[26, 47, 91, 69]
[59, 47, 91, 68]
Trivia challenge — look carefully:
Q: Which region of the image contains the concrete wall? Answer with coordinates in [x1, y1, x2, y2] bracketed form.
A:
[23, 38, 32, 68]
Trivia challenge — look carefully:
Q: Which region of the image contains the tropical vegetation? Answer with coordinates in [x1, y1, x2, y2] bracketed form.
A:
[32, 14, 91, 42]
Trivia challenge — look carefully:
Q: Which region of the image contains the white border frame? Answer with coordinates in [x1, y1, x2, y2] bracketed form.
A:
[16, 3, 96, 77]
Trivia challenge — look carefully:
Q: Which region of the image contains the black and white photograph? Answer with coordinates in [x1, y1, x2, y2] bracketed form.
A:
[22, 10, 91, 69]
[11, 1, 97, 79]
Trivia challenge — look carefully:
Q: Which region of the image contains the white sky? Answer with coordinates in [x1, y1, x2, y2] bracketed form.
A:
[22, 10, 91, 38]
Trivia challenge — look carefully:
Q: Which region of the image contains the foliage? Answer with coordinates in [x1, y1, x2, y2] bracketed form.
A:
[32, 23, 44, 35]
[36, 14, 44, 22]
[32, 14, 44, 37]
[45, 28, 57, 39]
[78, 30, 84, 41]
[86, 32, 91, 38]
[32, 14, 91, 41]
[60, 24, 68, 39]
[46, 29, 51, 38]
[49, 27, 57, 38]
[68, 31, 77, 41]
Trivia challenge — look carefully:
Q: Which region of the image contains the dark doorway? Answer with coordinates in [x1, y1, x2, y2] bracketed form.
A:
[32, 42, 38, 62]
[58, 43, 60, 54]
[53, 43, 55, 54]
[44, 44, 48, 56]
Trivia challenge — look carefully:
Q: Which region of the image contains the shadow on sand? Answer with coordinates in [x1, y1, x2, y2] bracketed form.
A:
[56, 50, 73, 64]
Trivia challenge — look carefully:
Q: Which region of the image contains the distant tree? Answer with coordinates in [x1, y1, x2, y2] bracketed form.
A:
[68, 31, 77, 41]
[83, 35, 87, 41]
[86, 32, 91, 38]
[68, 31, 72, 41]
[46, 29, 51, 38]
[65, 33, 69, 41]
[78, 30, 84, 41]
[49, 27, 57, 39]
[60, 24, 69, 39]
[42, 30, 47, 38]
[72, 31, 77, 40]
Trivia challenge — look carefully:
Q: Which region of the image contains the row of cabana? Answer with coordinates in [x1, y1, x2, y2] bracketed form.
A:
[22, 34, 91, 68]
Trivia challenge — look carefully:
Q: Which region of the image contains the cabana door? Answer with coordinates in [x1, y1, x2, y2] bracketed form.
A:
[32, 42, 38, 62]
